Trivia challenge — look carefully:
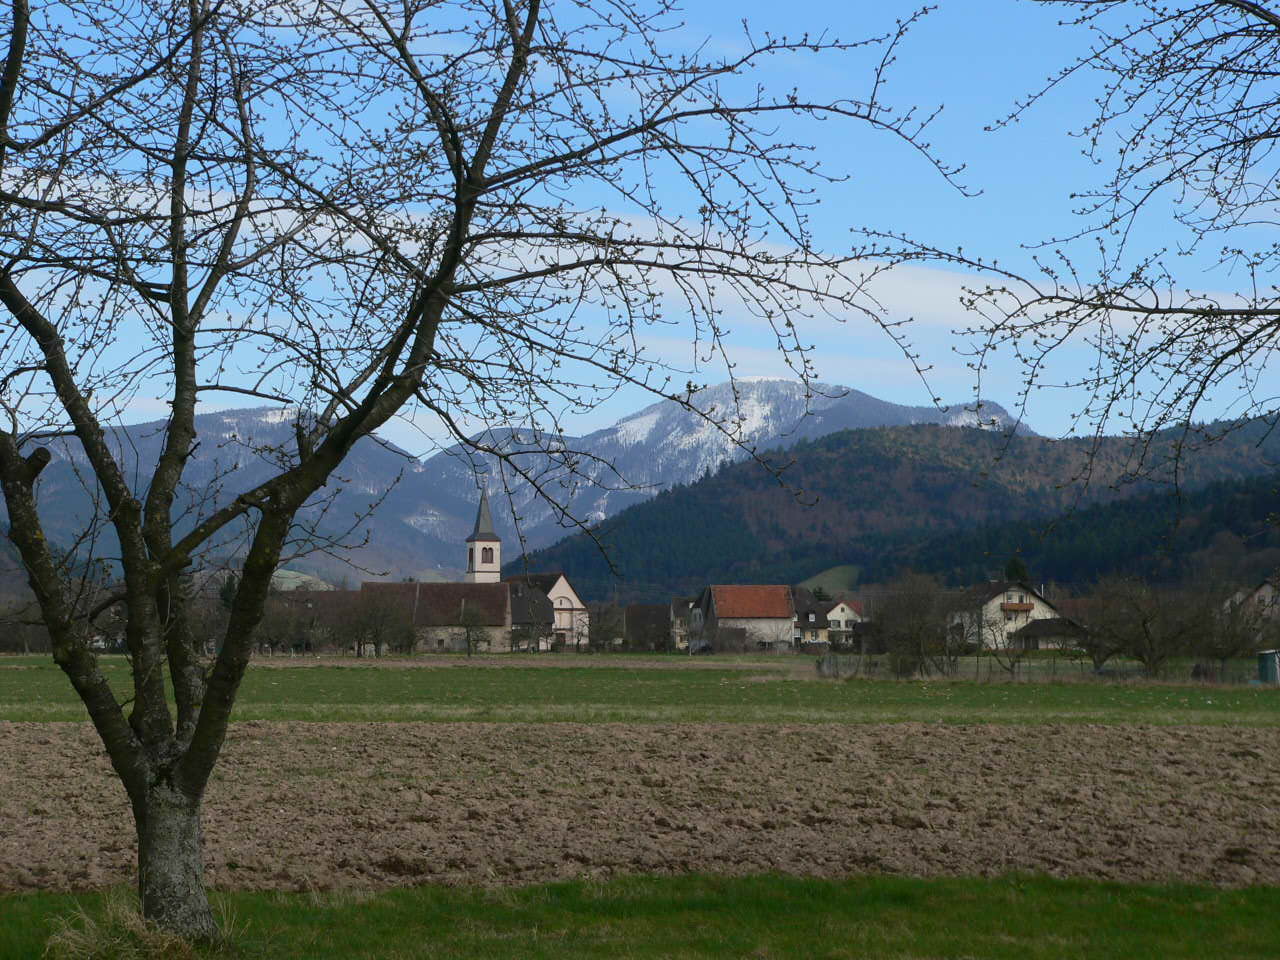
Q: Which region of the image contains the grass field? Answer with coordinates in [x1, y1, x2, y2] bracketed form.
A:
[7, 874, 1280, 960]
[2, 653, 1277, 724]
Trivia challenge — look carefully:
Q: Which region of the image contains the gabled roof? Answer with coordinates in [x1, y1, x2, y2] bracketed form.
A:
[466, 486, 500, 543]
[360, 581, 508, 627]
[711, 584, 793, 620]
[962, 580, 1052, 608]
[791, 587, 830, 628]
[824, 597, 864, 618]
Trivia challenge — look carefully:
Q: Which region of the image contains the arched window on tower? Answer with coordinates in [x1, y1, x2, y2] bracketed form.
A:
[481, 547, 494, 564]
[468, 548, 474, 568]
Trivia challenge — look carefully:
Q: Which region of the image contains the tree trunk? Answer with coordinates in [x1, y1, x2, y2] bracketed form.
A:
[136, 782, 216, 940]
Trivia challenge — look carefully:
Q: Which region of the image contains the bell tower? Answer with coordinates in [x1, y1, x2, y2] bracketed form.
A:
[464, 485, 502, 583]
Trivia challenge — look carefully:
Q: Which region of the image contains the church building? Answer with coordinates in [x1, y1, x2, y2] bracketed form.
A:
[335, 484, 590, 653]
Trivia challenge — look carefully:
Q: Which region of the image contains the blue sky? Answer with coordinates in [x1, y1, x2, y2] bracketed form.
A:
[116, 2, 1269, 451]
[490, 0, 1220, 445]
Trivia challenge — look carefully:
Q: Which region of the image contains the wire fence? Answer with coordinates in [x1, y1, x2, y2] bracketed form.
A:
[815, 652, 1264, 685]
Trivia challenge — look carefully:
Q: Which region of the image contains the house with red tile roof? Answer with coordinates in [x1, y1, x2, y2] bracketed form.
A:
[690, 584, 795, 652]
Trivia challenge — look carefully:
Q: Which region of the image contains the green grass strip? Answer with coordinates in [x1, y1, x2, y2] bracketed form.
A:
[3, 657, 1279, 725]
[6, 874, 1278, 959]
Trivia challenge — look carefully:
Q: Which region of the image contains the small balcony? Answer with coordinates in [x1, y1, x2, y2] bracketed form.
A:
[1000, 602, 1033, 613]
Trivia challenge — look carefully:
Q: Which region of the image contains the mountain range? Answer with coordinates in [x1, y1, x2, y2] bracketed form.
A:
[7, 380, 1025, 582]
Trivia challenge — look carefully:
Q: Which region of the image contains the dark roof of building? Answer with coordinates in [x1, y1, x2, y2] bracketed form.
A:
[710, 584, 794, 619]
[278, 588, 361, 621]
[509, 579, 554, 628]
[791, 587, 830, 629]
[360, 581, 508, 627]
[504, 572, 563, 594]
[466, 486, 500, 543]
[1012, 617, 1088, 640]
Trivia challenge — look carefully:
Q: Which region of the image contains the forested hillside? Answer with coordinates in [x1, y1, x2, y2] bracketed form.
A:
[872, 471, 1280, 588]
[509, 422, 1280, 601]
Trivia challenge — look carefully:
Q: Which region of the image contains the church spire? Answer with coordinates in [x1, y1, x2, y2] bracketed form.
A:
[464, 484, 501, 583]
[466, 484, 499, 543]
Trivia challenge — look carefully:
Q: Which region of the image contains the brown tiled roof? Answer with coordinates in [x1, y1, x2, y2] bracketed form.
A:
[711, 584, 793, 619]
[360, 581, 509, 627]
[277, 588, 361, 621]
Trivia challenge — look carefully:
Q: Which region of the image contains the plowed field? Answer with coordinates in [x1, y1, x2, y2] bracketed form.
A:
[2, 721, 1276, 892]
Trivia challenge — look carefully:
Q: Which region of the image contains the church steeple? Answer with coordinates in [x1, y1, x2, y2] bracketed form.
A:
[464, 485, 501, 583]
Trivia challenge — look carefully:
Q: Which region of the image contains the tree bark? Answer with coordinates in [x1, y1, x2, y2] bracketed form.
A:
[135, 782, 216, 941]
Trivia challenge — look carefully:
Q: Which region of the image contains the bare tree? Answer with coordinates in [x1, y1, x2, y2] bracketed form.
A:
[451, 602, 490, 658]
[1088, 576, 1203, 677]
[587, 602, 624, 652]
[340, 589, 415, 658]
[878, 573, 952, 678]
[1197, 582, 1280, 677]
[0, 0, 961, 938]
[944, 1, 1280, 473]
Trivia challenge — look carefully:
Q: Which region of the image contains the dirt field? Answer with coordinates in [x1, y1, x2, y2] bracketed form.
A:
[2, 721, 1277, 892]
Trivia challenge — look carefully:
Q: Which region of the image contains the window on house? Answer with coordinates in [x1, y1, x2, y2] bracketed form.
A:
[1018, 593, 1026, 603]
[810, 630, 818, 641]
[808, 612, 815, 622]
[830, 619, 841, 629]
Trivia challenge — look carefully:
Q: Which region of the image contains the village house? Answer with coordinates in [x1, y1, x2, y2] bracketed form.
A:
[669, 597, 697, 651]
[823, 596, 866, 647]
[792, 587, 831, 647]
[952, 580, 1064, 650]
[1229, 576, 1280, 616]
[690, 584, 795, 652]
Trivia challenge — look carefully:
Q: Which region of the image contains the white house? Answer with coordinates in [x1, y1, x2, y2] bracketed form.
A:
[823, 597, 865, 646]
[1230, 576, 1280, 615]
[953, 580, 1062, 650]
